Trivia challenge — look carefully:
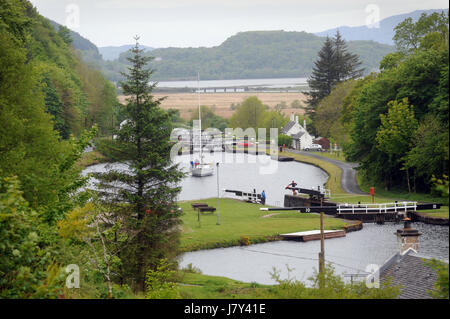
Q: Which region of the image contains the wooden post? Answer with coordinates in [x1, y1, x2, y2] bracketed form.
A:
[318, 211, 325, 289]
[319, 212, 325, 273]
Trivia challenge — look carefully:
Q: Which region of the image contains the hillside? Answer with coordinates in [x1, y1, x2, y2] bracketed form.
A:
[12, 4, 119, 138]
[112, 30, 394, 81]
[316, 8, 448, 45]
[99, 45, 154, 61]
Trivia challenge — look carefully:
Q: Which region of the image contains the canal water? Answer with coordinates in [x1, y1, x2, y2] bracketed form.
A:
[83, 153, 329, 206]
[82, 154, 448, 286]
[179, 223, 449, 285]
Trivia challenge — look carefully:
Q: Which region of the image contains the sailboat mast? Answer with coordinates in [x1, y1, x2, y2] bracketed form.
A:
[197, 72, 202, 158]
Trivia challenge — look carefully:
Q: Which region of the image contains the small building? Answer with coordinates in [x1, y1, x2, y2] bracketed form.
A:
[379, 219, 441, 299]
[281, 114, 313, 150]
[314, 137, 330, 150]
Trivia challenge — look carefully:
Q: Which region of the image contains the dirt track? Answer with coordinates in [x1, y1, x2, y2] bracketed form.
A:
[118, 92, 307, 120]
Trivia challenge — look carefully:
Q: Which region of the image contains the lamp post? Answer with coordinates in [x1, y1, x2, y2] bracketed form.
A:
[216, 162, 221, 225]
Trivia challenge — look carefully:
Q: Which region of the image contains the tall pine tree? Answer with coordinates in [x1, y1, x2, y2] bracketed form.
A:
[306, 32, 364, 118]
[94, 38, 185, 291]
[334, 30, 364, 82]
[306, 36, 337, 114]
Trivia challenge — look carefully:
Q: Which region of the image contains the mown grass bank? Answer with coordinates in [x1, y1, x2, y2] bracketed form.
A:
[178, 198, 347, 252]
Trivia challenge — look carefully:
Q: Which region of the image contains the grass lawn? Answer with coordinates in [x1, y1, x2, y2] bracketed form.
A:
[417, 206, 449, 219]
[178, 271, 270, 299]
[179, 198, 347, 252]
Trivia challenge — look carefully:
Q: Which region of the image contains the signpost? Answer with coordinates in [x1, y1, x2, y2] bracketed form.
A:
[370, 187, 375, 203]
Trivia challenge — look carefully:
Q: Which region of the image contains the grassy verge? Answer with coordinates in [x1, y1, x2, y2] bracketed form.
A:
[304, 150, 346, 162]
[179, 198, 347, 252]
[416, 206, 449, 219]
[76, 150, 108, 169]
[178, 271, 270, 299]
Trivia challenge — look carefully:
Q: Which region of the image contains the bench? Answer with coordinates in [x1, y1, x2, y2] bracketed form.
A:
[192, 203, 209, 211]
[198, 206, 216, 215]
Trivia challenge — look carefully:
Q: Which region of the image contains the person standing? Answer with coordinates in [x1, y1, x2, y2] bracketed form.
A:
[261, 190, 266, 205]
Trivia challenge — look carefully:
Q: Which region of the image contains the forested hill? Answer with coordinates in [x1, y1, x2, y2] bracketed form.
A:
[0, 2, 119, 139]
[112, 30, 394, 81]
[316, 8, 449, 45]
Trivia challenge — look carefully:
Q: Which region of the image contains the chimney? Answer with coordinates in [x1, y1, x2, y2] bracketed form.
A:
[290, 113, 295, 122]
[304, 119, 307, 131]
[295, 115, 299, 124]
[396, 217, 421, 254]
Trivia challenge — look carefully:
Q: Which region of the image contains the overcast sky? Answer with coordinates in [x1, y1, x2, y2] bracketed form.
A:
[29, 0, 448, 48]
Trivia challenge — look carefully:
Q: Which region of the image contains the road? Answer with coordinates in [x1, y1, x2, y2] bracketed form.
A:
[288, 150, 367, 195]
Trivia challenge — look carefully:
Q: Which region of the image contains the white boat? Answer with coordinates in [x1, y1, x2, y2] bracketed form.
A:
[191, 161, 214, 177]
[191, 73, 214, 178]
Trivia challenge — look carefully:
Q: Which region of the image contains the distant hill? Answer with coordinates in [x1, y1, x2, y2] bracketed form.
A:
[99, 45, 154, 61]
[113, 30, 394, 81]
[316, 8, 448, 45]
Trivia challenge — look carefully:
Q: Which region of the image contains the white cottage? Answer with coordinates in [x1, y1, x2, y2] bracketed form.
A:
[281, 114, 313, 150]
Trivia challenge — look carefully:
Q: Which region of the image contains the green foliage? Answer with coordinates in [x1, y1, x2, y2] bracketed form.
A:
[376, 98, 418, 161]
[145, 259, 180, 299]
[425, 259, 449, 299]
[393, 10, 449, 53]
[344, 12, 449, 192]
[189, 105, 228, 131]
[0, 177, 65, 298]
[1, 0, 119, 139]
[278, 134, 292, 147]
[314, 80, 358, 144]
[266, 264, 400, 299]
[94, 40, 185, 291]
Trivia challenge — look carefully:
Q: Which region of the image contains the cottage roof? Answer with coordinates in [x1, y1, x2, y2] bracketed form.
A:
[291, 132, 305, 139]
[380, 250, 439, 299]
[281, 121, 296, 134]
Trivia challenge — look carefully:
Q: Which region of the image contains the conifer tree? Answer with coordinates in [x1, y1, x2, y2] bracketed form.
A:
[334, 30, 364, 82]
[306, 36, 337, 113]
[306, 32, 364, 119]
[94, 37, 184, 291]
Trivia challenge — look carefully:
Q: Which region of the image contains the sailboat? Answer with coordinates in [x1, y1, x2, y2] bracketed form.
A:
[191, 73, 214, 177]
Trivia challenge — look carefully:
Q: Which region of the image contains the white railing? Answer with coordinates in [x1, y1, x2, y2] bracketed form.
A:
[337, 202, 417, 214]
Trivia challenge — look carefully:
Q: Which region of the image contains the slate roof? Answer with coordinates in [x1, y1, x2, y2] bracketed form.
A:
[380, 250, 438, 299]
[281, 121, 296, 134]
[291, 132, 305, 139]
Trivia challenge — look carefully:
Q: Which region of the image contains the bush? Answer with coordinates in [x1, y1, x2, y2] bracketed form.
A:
[278, 134, 292, 147]
[145, 259, 180, 299]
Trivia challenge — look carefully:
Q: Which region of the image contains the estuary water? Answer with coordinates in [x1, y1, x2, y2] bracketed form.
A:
[153, 77, 308, 89]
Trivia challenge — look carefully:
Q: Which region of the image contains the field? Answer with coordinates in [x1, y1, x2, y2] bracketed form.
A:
[118, 92, 307, 120]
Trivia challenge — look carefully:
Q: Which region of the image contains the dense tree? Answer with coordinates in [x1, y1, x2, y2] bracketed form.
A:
[306, 32, 364, 129]
[229, 96, 268, 130]
[393, 11, 449, 53]
[94, 40, 184, 291]
[189, 105, 228, 131]
[345, 11, 449, 192]
[314, 80, 358, 145]
[334, 31, 364, 81]
[306, 37, 337, 110]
